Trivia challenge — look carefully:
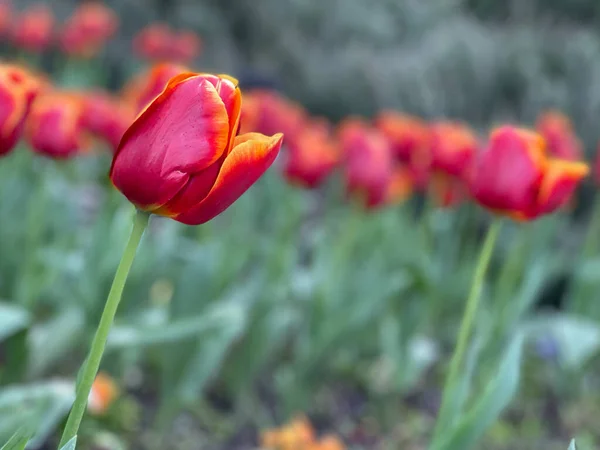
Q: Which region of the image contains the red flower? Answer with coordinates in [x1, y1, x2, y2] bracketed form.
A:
[133, 23, 172, 62]
[122, 62, 189, 114]
[59, 2, 118, 58]
[284, 118, 338, 188]
[536, 110, 582, 161]
[110, 73, 283, 225]
[471, 126, 588, 220]
[26, 92, 88, 159]
[81, 91, 134, 152]
[338, 118, 393, 208]
[0, 1, 12, 38]
[429, 121, 479, 177]
[170, 30, 202, 64]
[12, 4, 54, 52]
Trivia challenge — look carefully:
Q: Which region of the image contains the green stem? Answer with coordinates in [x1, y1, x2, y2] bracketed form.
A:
[58, 209, 150, 448]
[432, 219, 501, 442]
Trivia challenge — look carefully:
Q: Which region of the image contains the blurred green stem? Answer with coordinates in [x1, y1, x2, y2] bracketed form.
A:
[432, 219, 501, 441]
[58, 209, 150, 448]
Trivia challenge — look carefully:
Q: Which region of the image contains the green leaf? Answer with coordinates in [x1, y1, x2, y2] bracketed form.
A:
[432, 332, 525, 450]
[0, 430, 31, 450]
[0, 303, 29, 342]
[59, 436, 77, 450]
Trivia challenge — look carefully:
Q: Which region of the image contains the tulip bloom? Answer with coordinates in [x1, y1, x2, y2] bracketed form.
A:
[133, 23, 172, 61]
[26, 92, 88, 159]
[338, 118, 393, 208]
[284, 119, 338, 188]
[536, 110, 582, 161]
[170, 30, 202, 64]
[12, 4, 54, 52]
[0, 64, 42, 156]
[471, 126, 588, 220]
[0, 1, 12, 39]
[122, 62, 189, 114]
[59, 2, 118, 58]
[429, 121, 478, 177]
[110, 73, 283, 225]
[375, 111, 431, 164]
[87, 373, 118, 415]
[81, 92, 134, 152]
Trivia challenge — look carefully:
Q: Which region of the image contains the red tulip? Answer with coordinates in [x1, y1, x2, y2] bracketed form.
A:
[133, 23, 172, 62]
[12, 4, 54, 52]
[536, 110, 582, 161]
[338, 118, 393, 208]
[0, 1, 12, 38]
[110, 73, 283, 225]
[386, 166, 414, 206]
[81, 91, 134, 152]
[122, 62, 189, 114]
[59, 2, 118, 58]
[471, 126, 588, 220]
[26, 92, 88, 159]
[284, 119, 338, 188]
[0, 64, 41, 156]
[170, 30, 202, 64]
[429, 121, 478, 177]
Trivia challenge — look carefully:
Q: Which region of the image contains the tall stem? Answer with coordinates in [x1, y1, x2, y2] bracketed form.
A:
[432, 219, 501, 441]
[58, 209, 150, 448]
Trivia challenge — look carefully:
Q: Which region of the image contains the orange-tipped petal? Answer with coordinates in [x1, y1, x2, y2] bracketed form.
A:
[536, 159, 589, 215]
[174, 133, 283, 225]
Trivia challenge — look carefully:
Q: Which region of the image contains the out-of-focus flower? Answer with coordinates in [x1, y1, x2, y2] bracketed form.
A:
[170, 29, 202, 64]
[0, 64, 42, 156]
[386, 165, 413, 206]
[471, 126, 589, 220]
[429, 121, 478, 177]
[240, 90, 307, 142]
[0, 1, 12, 39]
[536, 110, 582, 161]
[313, 435, 346, 450]
[110, 73, 283, 225]
[26, 91, 88, 159]
[429, 172, 469, 208]
[87, 372, 119, 415]
[59, 1, 118, 58]
[260, 416, 346, 450]
[133, 22, 172, 62]
[12, 4, 54, 52]
[284, 118, 338, 188]
[375, 111, 431, 188]
[338, 117, 393, 208]
[81, 91, 135, 152]
[122, 62, 189, 114]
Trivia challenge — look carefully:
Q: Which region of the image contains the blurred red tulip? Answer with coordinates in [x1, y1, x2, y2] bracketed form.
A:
[429, 121, 479, 177]
[471, 126, 588, 220]
[284, 119, 338, 188]
[385, 165, 414, 206]
[87, 373, 118, 415]
[59, 2, 118, 58]
[110, 73, 283, 225]
[81, 91, 135, 152]
[170, 30, 202, 64]
[133, 22, 172, 62]
[535, 110, 582, 161]
[0, 64, 42, 156]
[338, 118, 393, 208]
[0, 1, 12, 38]
[26, 91, 88, 159]
[122, 62, 189, 114]
[12, 4, 54, 52]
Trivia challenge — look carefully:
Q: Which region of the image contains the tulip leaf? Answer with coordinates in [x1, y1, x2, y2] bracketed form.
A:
[0, 303, 29, 342]
[432, 332, 525, 450]
[58, 436, 77, 450]
[0, 430, 31, 450]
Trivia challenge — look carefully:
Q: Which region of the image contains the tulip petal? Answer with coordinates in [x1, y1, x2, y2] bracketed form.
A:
[174, 133, 283, 225]
[536, 159, 589, 215]
[110, 76, 230, 210]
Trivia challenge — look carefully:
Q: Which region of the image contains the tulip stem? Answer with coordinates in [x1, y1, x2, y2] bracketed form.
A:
[432, 219, 501, 442]
[58, 209, 150, 448]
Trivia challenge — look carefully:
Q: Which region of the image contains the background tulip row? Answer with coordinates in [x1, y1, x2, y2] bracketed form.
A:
[1, 2, 600, 450]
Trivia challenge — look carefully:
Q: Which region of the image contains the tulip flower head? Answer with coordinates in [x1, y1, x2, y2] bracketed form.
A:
[170, 29, 202, 64]
[59, 2, 118, 58]
[536, 110, 582, 161]
[471, 126, 588, 220]
[12, 4, 54, 52]
[0, 64, 42, 156]
[429, 121, 478, 177]
[0, 1, 12, 38]
[122, 62, 189, 114]
[260, 416, 346, 450]
[284, 119, 338, 188]
[110, 73, 283, 225]
[133, 22, 173, 62]
[338, 118, 393, 208]
[81, 91, 134, 152]
[87, 372, 119, 415]
[26, 91, 88, 159]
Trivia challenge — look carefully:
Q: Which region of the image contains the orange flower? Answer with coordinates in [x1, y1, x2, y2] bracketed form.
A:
[386, 165, 414, 206]
[0, 64, 42, 156]
[338, 117, 394, 208]
[110, 73, 283, 225]
[11, 4, 54, 52]
[284, 119, 338, 188]
[122, 62, 189, 114]
[260, 416, 345, 450]
[26, 91, 88, 159]
[59, 2, 118, 58]
[87, 372, 119, 415]
[535, 110, 582, 161]
[471, 126, 588, 220]
[312, 435, 346, 450]
[81, 91, 134, 152]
